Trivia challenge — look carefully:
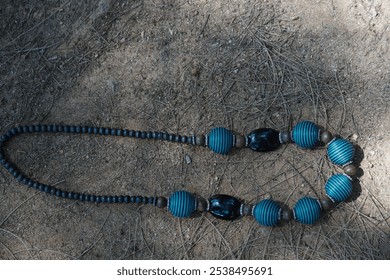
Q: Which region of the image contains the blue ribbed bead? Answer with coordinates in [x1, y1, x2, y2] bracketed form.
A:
[253, 199, 281, 227]
[207, 127, 234, 155]
[325, 174, 353, 202]
[293, 197, 322, 225]
[327, 138, 355, 166]
[292, 121, 319, 149]
[168, 190, 196, 218]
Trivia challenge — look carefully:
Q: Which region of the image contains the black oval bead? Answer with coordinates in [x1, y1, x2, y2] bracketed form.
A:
[247, 128, 280, 152]
[208, 194, 241, 220]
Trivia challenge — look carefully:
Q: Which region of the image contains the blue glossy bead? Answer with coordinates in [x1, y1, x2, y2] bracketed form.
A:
[207, 127, 234, 155]
[292, 121, 319, 149]
[253, 199, 281, 226]
[209, 194, 241, 220]
[168, 190, 196, 218]
[325, 174, 352, 202]
[247, 128, 280, 152]
[327, 138, 355, 166]
[293, 197, 322, 225]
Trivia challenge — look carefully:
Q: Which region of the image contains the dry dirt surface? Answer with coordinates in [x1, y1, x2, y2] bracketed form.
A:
[0, 0, 389, 260]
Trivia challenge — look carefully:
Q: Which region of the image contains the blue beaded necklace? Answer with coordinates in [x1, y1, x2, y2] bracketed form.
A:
[0, 121, 356, 226]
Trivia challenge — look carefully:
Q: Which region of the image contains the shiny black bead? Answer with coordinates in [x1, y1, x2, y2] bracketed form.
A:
[247, 128, 280, 152]
[208, 194, 241, 220]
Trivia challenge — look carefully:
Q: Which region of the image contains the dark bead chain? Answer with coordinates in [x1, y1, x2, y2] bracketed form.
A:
[0, 124, 195, 206]
[0, 121, 357, 227]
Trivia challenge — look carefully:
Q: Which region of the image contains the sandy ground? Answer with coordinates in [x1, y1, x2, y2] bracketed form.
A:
[0, 0, 389, 259]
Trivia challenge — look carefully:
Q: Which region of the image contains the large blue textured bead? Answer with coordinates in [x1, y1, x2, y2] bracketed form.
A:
[253, 199, 281, 227]
[327, 138, 355, 166]
[325, 174, 352, 202]
[292, 121, 319, 149]
[207, 127, 234, 155]
[168, 191, 196, 218]
[293, 197, 321, 225]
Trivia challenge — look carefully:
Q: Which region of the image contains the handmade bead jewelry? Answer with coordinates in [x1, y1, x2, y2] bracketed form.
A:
[0, 121, 356, 226]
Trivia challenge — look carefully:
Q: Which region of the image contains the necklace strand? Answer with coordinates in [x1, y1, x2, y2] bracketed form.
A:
[0, 121, 356, 226]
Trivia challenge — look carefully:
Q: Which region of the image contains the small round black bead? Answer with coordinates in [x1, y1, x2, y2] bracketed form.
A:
[41, 125, 47, 132]
[111, 129, 116, 136]
[85, 194, 91, 202]
[81, 126, 87, 133]
[95, 196, 102, 203]
[151, 132, 157, 139]
[135, 196, 142, 203]
[124, 196, 130, 203]
[140, 131, 146, 139]
[90, 195, 96, 202]
[134, 131, 141, 138]
[87, 127, 93, 134]
[116, 129, 122, 136]
[55, 190, 61, 197]
[58, 125, 64, 132]
[50, 188, 56, 196]
[16, 174, 25, 182]
[47, 125, 53, 132]
[61, 191, 68, 198]
[73, 193, 79, 200]
[106, 196, 112, 203]
[79, 194, 85, 201]
[69, 126, 75, 133]
[146, 132, 152, 139]
[104, 128, 110, 135]
[75, 126, 82, 133]
[10, 128, 17, 135]
[43, 185, 50, 193]
[156, 132, 162, 139]
[22, 126, 29, 133]
[16, 126, 23, 133]
[129, 130, 135, 137]
[149, 196, 155, 204]
[118, 196, 124, 203]
[112, 196, 118, 203]
[68, 192, 74, 199]
[175, 135, 181, 142]
[38, 184, 44, 192]
[142, 196, 148, 204]
[64, 125, 70, 133]
[28, 125, 34, 133]
[162, 133, 169, 140]
[168, 134, 175, 141]
[27, 179, 34, 187]
[130, 196, 136, 203]
[122, 129, 129, 136]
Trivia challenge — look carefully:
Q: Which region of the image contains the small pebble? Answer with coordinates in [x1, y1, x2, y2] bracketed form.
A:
[185, 154, 192, 164]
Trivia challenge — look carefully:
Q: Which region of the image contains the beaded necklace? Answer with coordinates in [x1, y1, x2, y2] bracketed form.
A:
[0, 121, 356, 226]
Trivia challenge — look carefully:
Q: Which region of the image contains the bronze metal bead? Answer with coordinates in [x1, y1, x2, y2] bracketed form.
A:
[344, 164, 357, 177]
[321, 131, 333, 144]
[320, 196, 334, 210]
[241, 204, 253, 216]
[195, 134, 205, 146]
[235, 135, 246, 148]
[156, 196, 167, 208]
[282, 208, 293, 221]
[196, 198, 208, 212]
[280, 131, 291, 143]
